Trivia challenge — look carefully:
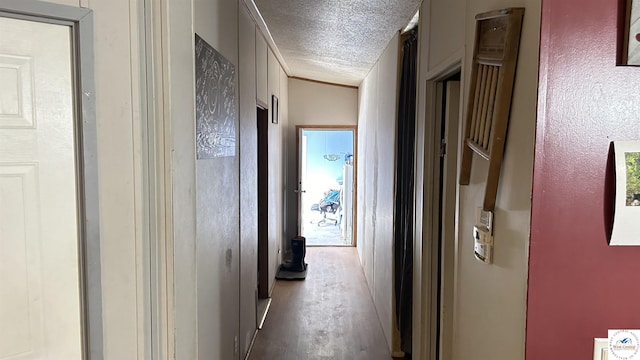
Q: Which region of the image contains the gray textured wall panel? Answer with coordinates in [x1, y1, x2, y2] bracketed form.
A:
[239, 3, 259, 357]
[194, 0, 240, 358]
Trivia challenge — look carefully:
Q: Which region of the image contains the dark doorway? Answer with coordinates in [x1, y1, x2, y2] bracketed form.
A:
[257, 106, 269, 300]
[434, 71, 461, 360]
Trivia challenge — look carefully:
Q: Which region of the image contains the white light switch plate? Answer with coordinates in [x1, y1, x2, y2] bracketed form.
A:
[474, 208, 494, 264]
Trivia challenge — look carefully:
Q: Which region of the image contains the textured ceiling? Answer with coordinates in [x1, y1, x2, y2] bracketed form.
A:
[253, 0, 421, 86]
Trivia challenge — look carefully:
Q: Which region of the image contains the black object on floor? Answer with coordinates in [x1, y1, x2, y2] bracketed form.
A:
[276, 263, 308, 280]
[276, 236, 307, 280]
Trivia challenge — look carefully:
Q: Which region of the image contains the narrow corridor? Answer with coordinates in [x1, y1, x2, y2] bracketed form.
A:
[248, 247, 393, 360]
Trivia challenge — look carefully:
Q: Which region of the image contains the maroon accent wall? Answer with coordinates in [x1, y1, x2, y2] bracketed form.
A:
[527, 0, 640, 358]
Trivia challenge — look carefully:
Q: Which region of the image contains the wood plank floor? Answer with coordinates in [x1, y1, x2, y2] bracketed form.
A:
[248, 247, 393, 360]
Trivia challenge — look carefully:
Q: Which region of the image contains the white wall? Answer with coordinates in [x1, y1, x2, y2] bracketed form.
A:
[164, 0, 290, 357]
[30, 0, 290, 359]
[279, 67, 290, 253]
[238, 2, 258, 356]
[356, 70, 376, 274]
[191, 0, 291, 358]
[356, 33, 399, 352]
[256, 32, 268, 106]
[267, 48, 283, 292]
[414, 0, 540, 358]
[46, 0, 81, 6]
[162, 0, 198, 357]
[426, 0, 466, 72]
[285, 78, 358, 247]
[193, 0, 241, 358]
[287, 79, 358, 126]
[454, 3, 538, 359]
[91, 1, 140, 357]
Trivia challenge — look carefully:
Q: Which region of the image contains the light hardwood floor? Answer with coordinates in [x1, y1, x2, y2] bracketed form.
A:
[248, 247, 393, 360]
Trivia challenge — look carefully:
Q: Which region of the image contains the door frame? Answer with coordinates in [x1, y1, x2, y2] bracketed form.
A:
[295, 125, 358, 247]
[417, 60, 462, 360]
[138, 0, 173, 357]
[432, 76, 461, 360]
[0, 1, 101, 358]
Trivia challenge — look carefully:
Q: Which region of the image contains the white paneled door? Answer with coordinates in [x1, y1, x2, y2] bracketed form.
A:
[0, 16, 82, 359]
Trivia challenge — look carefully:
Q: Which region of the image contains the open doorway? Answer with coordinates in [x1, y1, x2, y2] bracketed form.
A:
[256, 105, 271, 327]
[296, 126, 356, 246]
[430, 71, 461, 360]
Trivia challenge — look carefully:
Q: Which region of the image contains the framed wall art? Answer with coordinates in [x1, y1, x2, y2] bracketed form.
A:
[194, 33, 237, 159]
[609, 140, 640, 245]
[272, 95, 279, 124]
[624, 0, 640, 65]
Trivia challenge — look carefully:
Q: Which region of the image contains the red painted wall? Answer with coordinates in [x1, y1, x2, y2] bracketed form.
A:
[527, 0, 640, 358]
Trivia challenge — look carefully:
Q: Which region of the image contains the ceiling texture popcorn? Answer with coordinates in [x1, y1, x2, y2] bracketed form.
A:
[253, 0, 421, 86]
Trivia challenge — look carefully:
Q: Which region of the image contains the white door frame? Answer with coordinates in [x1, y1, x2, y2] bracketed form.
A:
[137, 0, 174, 358]
[431, 77, 461, 360]
[415, 59, 463, 360]
[0, 1, 101, 358]
[295, 125, 358, 247]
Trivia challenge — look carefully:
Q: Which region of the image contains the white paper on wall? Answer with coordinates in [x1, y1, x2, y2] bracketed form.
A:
[610, 141, 640, 245]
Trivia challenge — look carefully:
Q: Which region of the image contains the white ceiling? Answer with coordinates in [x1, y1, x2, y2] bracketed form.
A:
[252, 0, 421, 87]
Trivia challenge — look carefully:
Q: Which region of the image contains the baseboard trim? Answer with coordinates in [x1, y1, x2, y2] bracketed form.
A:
[244, 328, 259, 360]
[257, 297, 272, 329]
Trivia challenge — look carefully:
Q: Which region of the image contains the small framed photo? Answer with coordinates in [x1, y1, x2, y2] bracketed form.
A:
[271, 95, 279, 124]
[610, 140, 640, 245]
[624, 0, 640, 65]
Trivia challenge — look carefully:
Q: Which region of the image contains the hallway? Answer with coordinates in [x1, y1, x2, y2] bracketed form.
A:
[248, 247, 393, 360]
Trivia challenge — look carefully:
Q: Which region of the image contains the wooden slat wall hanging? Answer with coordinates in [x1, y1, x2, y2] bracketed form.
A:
[459, 8, 525, 211]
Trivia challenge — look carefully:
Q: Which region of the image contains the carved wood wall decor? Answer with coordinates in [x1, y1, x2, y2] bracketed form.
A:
[459, 8, 525, 211]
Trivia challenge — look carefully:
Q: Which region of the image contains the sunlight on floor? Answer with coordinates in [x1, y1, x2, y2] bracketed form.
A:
[304, 215, 349, 246]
